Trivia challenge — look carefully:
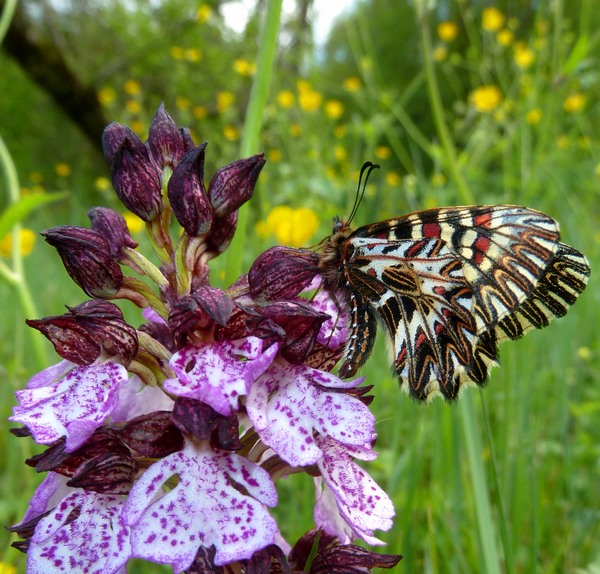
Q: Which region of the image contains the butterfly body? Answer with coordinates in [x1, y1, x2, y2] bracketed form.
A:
[318, 205, 589, 401]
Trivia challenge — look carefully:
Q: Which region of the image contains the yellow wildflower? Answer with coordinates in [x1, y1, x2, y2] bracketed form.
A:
[563, 92, 585, 113]
[94, 177, 111, 192]
[223, 125, 239, 141]
[296, 79, 311, 93]
[196, 4, 213, 23]
[386, 171, 401, 186]
[290, 123, 302, 137]
[334, 145, 347, 161]
[0, 562, 17, 574]
[375, 146, 391, 160]
[433, 46, 448, 62]
[526, 108, 542, 125]
[268, 149, 282, 162]
[514, 42, 534, 68]
[482, 7, 505, 32]
[0, 228, 36, 257]
[126, 100, 142, 115]
[556, 135, 570, 149]
[437, 21, 459, 42]
[497, 28, 514, 46]
[266, 206, 319, 247]
[325, 100, 344, 120]
[170, 46, 184, 60]
[176, 96, 190, 110]
[277, 90, 295, 109]
[216, 91, 235, 113]
[577, 346, 592, 360]
[98, 86, 116, 106]
[55, 163, 71, 177]
[185, 48, 202, 62]
[123, 213, 145, 235]
[124, 80, 141, 95]
[298, 88, 322, 112]
[192, 105, 208, 119]
[343, 76, 361, 92]
[233, 58, 255, 76]
[470, 85, 503, 112]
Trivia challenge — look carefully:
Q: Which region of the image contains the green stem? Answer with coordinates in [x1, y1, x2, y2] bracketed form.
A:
[417, 8, 474, 204]
[0, 0, 17, 46]
[225, 0, 283, 285]
[0, 135, 48, 371]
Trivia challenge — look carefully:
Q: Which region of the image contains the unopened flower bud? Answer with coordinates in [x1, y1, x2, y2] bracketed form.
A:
[206, 211, 237, 255]
[208, 153, 265, 218]
[147, 103, 186, 169]
[88, 207, 138, 258]
[42, 226, 124, 298]
[167, 143, 214, 236]
[108, 134, 162, 221]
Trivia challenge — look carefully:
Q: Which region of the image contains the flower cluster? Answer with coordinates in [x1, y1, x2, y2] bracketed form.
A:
[9, 105, 400, 573]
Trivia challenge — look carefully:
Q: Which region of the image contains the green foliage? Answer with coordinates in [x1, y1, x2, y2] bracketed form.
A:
[2, 1, 600, 572]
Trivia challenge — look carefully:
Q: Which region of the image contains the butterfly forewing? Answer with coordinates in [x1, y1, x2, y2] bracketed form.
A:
[320, 204, 590, 401]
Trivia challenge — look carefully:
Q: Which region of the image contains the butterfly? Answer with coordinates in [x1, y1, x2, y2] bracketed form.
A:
[317, 166, 590, 401]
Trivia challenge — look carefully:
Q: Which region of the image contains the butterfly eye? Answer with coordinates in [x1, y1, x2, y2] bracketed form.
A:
[333, 220, 343, 233]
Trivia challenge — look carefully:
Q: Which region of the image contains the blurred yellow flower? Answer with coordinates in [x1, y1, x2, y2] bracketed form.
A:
[577, 346, 592, 360]
[223, 125, 238, 141]
[334, 125, 346, 138]
[343, 76, 361, 92]
[375, 146, 391, 160]
[233, 58, 255, 76]
[264, 206, 319, 247]
[470, 85, 503, 112]
[268, 149, 282, 162]
[185, 48, 202, 62]
[0, 561, 17, 574]
[433, 46, 448, 62]
[192, 105, 208, 119]
[55, 163, 71, 177]
[196, 4, 213, 23]
[526, 108, 542, 124]
[497, 28, 514, 46]
[325, 100, 344, 120]
[386, 171, 401, 186]
[126, 100, 142, 115]
[563, 92, 585, 113]
[0, 228, 36, 257]
[277, 90, 295, 108]
[482, 7, 505, 32]
[29, 171, 43, 184]
[255, 219, 269, 239]
[124, 80, 141, 95]
[98, 86, 116, 106]
[556, 135, 570, 149]
[176, 96, 190, 110]
[437, 21, 459, 42]
[123, 212, 145, 234]
[290, 123, 302, 137]
[334, 145, 347, 161]
[298, 87, 322, 112]
[170, 46, 184, 59]
[514, 43, 534, 68]
[216, 91, 235, 113]
[95, 176, 111, 192]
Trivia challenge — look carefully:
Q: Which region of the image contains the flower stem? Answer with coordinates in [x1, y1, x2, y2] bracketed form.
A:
[225, 0, 283, 285]
[0, 134, 48, 371]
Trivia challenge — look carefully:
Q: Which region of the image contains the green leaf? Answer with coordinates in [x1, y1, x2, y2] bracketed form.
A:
[0, 192, 67, 239]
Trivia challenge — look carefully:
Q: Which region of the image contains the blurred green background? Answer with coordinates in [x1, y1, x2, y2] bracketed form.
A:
[1, 0, 599, 572]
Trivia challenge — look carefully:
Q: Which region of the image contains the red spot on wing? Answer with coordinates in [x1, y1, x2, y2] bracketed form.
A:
[423, 222, 441, 238]
[396, 345, 407, 369]
[473, 212, 492, 228]
[415, 329, 428, 348]
[473, 235, 491, 265]
[433, 285, 446, 295]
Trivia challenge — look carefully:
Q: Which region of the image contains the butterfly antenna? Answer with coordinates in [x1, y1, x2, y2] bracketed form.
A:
[347, 161, 380, 226]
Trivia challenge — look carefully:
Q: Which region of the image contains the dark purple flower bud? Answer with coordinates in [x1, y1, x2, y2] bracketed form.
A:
[119, 411, 184, 458]
[251, 301, 329, 363]
[67, 450, 138, 495]
[110, 135, 163, 221]
[180, 126, 196, 152]
[172, 398, 241, 451]
[206, 211, 238, 255]
[88, 207, 138, 258]
[101, 122, 140, 163]
[249, 246, 320, 302]
[241, 544, 289, 572]
[167, 143, 214, 236]
[148, 103, 186, 168]
[208, 153, 265, 218]
[169, 286, 234, 346]
[42, 226, 123, 298]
